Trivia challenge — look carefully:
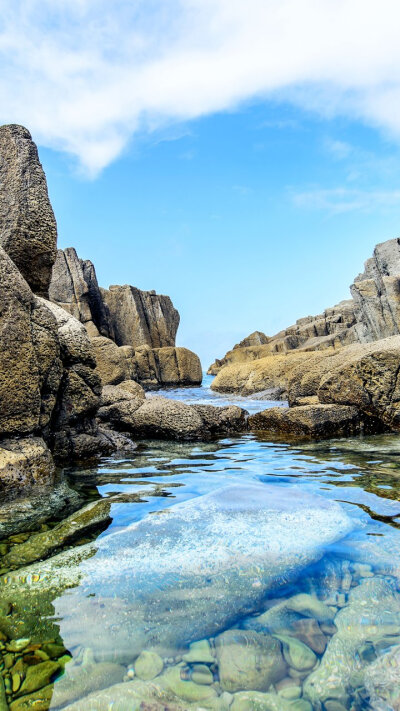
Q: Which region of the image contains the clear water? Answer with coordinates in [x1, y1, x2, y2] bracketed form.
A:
[1, 382, 400, 710]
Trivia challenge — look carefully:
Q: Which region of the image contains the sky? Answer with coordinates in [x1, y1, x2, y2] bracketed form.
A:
[2, 1, 400, 367]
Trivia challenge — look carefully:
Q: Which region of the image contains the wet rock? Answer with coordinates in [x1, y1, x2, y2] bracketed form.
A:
[365, 643, 400, 710]
[16, 660, 61, 697]
[274, 633, 316, 671]
[0, 438, 55, 496]
[134, 650, 164, 681]
[9, 684, 53, 711]
[1, 498, 113, 569]
[215, 629, 286, 692]
[243, 593, 334, 635]
[303, 576, 400, 707]
[60, 679, 189, 710]
[249, 404, 362, 439]
[190, 663, 214, 685]
[0, 677, 7, 711]
[0, 124, 57, 297]
[291, 618, 327, 655]
[51, 659, 125, 708]
[231, 690, 295, 711]
[1, 483, 353, 662]
[182, 639, 215, 664]
[159, 664, 217, 703]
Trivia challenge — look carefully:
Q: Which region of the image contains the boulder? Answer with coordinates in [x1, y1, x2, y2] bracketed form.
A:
[99, 395, 247, 440]
[215, 629, 286, 692]
[0, 124, 57, 297]
[249, 404, 362, 439]
[154, 346, 202, 386]
[49, 248, 113, 338]
[0, 438, 55, 495]
[91, 335, 133, 385]
[1, 483, 353, 661]
[101, 283, 180, 348]
[365, 644, 400, 711]
[318, 335, 400, 430]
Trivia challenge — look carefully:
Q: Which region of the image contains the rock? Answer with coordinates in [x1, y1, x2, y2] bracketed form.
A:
[182, 639, 215, 664]
[290, 619, 327, 655]
[49, 247, 113, 338]
[318, 335, 400, 430]
[101, 395, 248, 440]
[101, 284, 180, 348]
[134, 651, 164, 680]
[231, 691, 295, 711]
[154, 347, 202, 386]
[9, 684, 53, 711]
[159, 664, 217, 703]
[365, 644, 400, 711]
[215, 629, 286, 692]
[90, 335, 133, 385]
[190, 663, 214, 685]
[1, 482, 353, 662]
[208, 300, 357, 376]
[303, 576, 400, 707]
[0, 438, 55, 495]
[97, 382, 145, 427]
[16, 660, 61, 697]
[351, 237, 400, 342]
[0, 124, 57, 297]
[51, 659, 125, 708]
[273, 633, 316, 671]
[249, 404, 362, 439]
[59, 678, 191, 711]
[243, 593, 334, 637]
[1, 498, 114, 569]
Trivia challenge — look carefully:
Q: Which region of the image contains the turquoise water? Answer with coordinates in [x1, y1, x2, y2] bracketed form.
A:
[1, 382, 400, 710]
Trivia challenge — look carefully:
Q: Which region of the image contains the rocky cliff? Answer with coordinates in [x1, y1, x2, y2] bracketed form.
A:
[49, 247, 201, 388]
[0, 125, 57, 297]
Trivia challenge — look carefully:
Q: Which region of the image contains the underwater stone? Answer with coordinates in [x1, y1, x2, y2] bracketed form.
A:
[215, 629, 286, 692]
[159, 664, 217, 703]
[134, 650, 164, 681]
[231, 691, 295, 711]
[16, 660, 61, 697]
[274, 633, 317, 671]
[190, 663, 214, 685]
[51, 659, 125, 708]
[9, 684, 53, 711]
[182, 639, 215, 664]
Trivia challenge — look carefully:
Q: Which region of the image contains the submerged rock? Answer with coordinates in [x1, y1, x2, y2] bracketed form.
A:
[365, 644, 400, 710]
[303, 576, 400, 707]
[1, 483, 353, 664]
[215, 629, 286, 692]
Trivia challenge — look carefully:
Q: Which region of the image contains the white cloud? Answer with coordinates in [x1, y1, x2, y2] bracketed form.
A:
[293, 187, 400, 214]
[2, 0, 400, 174]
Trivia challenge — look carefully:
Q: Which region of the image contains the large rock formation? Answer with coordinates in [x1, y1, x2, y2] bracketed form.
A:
[351, 237, 400, 341]
[208, 300, 357, 374]
[0, 124, 57, 297]
[101, 284, 179, 348]
[49, 248, 113, 338]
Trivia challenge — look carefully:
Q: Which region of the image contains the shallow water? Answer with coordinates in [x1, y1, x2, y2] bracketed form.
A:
[1, 383, 400, 710]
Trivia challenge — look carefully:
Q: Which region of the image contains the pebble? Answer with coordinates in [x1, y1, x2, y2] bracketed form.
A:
[190, 663, 213, 685]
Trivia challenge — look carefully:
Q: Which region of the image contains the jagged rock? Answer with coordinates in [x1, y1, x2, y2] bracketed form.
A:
[153, 346, 202, 386]
[49, 248, 113, 338]
[249, 404, 362, 439]
[208, 300, 357, 375]
[351, 237, 400, 341]
[97, 383, 145, 427]
[0, 124, 57, 297]
[90, 335, 133, 385]
[101, 284, 180, 348]
[215, 629, 286, 692]
[0, 438, 55, 495]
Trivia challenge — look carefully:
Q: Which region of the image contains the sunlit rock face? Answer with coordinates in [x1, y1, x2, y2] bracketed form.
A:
[0, 124, 57, 298]
[1, 482, 353, 662]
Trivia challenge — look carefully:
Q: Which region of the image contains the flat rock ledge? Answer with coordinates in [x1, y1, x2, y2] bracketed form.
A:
[249, 404, 367, 439]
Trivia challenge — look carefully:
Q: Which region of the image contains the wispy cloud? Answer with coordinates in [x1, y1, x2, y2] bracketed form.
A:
[293, 187, 400, 214]
[2, 1, 400, 175]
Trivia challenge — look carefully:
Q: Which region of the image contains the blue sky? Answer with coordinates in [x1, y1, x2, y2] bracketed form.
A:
[2, 1, 400, 366]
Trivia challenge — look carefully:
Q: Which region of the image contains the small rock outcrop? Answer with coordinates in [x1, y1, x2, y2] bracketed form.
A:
[249, 404, 364, 439]
[0, 124, 57, 297]
[49, 248, 113, 338]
